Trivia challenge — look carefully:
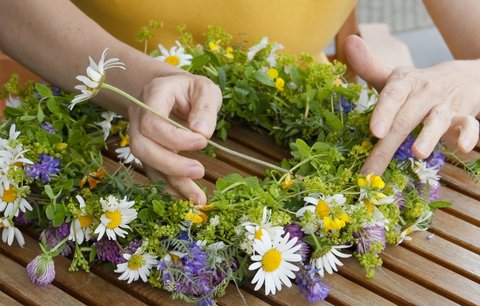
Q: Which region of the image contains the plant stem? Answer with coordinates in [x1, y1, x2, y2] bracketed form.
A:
[101, 83, 289, 173]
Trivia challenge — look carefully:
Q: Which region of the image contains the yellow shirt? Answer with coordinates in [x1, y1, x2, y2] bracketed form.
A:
[73, 0, 356, 58]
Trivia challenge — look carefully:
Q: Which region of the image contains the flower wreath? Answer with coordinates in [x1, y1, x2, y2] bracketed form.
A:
[0, 25, 473, 305]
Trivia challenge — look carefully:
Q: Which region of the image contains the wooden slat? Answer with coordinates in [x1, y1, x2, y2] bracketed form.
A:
[0, 290, 24, 306]
[439, 187, 480, 227]
[0, 236, 147, 306]
[440, 164, 480, 200]
[381, 246, 480, 305]
[338, 258, 458, 306]
[219, 286, 271, 306]
[183, 151, 250, 181]
[403, 231, 480, 283]
[0, 254, 85, 306]
[430, 210, 480, 254]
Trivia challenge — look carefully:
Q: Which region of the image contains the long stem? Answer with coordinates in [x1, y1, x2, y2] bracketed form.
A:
[101, 83, 289, 173]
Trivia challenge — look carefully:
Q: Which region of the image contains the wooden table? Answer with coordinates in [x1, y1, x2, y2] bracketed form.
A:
[1, 125, 479, 306]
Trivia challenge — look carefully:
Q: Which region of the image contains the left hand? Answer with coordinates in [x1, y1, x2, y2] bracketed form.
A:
[344, 35, 480, 175]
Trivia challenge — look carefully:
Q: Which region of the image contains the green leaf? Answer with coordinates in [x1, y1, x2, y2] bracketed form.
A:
[255, 70, 275, 87]
[89, 248, 97, 262]
[190, 54, 210, 72]
[428, 200, 452, 210]
[47, 97, 61, 114]
[44, 185, 55, 199]
[37, 106, 45, 122]
[138, 208, 154, 223]
[52, 212, 65, 227]
[35, 83, 52, 98]
[218, 67, 227, 91]
[45, 205, 55, 220]
[152, 200, 166, 217]
[323, 110, 344, 132]
[20, 115, 36, 121]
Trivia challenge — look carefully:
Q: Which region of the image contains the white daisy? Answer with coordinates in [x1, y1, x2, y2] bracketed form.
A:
[310, 245, 351, 277]
[249, 231, 302, 295]
[247, 36, 269, 61]
[410, 159, 440, 187]
[70, 48, 126, 110]
[266, 42, 284, 67]
[156, 41, 192, 67]
[68, 195, 93, 244]
[95, 111, 120, 140]
[244, 207, 284, 242]
[115, 248, 157, 283]
[296, 194, 347, 220]
[115, 146, 142, 166]
[0, 217, 25, 247]
[94, 195, 137, 240]
[6, 94, 21, 108]
[0, 185, 32, 218]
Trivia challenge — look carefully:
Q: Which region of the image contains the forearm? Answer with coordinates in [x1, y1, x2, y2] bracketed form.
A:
[0, 0, 183, 116]
[423, 0, 480, 60]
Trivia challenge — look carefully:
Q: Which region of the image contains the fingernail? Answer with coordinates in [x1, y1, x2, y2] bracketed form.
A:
[187, 165, 204, 178]
[415, 142, 428, 158]
[192, 120, 211, 137]
[373, 121, 386, 138]
[192, 138, 207, 149]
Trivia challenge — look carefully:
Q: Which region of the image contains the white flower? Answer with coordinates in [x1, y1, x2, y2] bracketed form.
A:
[156, 41, 192, 67]
[0, 218, 25, 247]
[209, 215, 220, 227]
[115, 249, 157, 283]
[70, 48, 126, 110]
[266, 42, 284, 67]
[354, 85, 377, 113]
[244, 207, 284, 242]
[397, 210, 433, 245]
[95, 111, 120, 140]
[310, 245, 351, 277]
[94, 195, 137, 240]
[0, 185, 32, 217]
[411, 159, 440, 187]
[115, 146, 142, 166]
[296, 194, 346, 219]
[249, 231, 302, 295]
[247, 36, 269, 61]
[68, 195, 93, 244]
[6, 94, 21, 108]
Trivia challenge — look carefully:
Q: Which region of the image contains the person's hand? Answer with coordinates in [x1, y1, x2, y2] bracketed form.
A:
[128, 73, 222, 204]
[344, 35, 480, 175]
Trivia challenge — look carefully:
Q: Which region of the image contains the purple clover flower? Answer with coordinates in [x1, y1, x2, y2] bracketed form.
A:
[40, 122, 56, 134]
[394, 135, 416, 161]
[295, 264, 329, 303]
[417, 183, 441, 202]
[25, 154, 61, 183]
[26, 254, 56, 286]
[14, 211, 32, 225]
[41, 222, 72, 256]
[94, 239, 124, 264]
[395, 191, 406, 210]
[353, 225, 386, 254]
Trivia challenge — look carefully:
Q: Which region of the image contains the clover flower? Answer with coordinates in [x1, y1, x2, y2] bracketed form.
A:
[25, 154, 61, 183]
[295, 264, 329, 303]
[94, 195, 137, 240]
[70, 48, 125, 109]
[156, 41, 192, 67]
[0, 217, 25, 247]
[42, 222, 73, 256]
[94, 239, 124, 264]
[26, 254, 55, 286]
[354, 225, 386, 254]
[249, 231, 302, 295]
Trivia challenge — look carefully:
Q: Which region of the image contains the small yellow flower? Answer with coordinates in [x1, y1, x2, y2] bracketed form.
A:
[225, 47, 234, 59]
[334, 78, 343, 86]
[370, 175, 385, 189]
[315, 200, 330, 218]
[209, 40, 221, 52]
[361, 140, 373, 150]
[280, 173, 293, 189]
[363, 199, 374, 213]
[120, 133, 129, 147]
[184, 210, 207, 224]
[357, 178, 367, 187]
[55, 143, 68, 151]
[267, 68, 279, 80]
[275, 77, 285, 92]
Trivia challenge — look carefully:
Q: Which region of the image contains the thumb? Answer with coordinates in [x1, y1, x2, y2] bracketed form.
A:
[344, 35, 390, 90]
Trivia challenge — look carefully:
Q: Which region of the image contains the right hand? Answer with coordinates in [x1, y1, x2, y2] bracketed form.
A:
[128, 73, 222, 204]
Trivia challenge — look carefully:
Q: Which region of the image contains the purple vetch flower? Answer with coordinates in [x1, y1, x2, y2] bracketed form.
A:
[417, 183, 441, 202]
[40, 122, 56, 134]
[295, 264, 329, 303]
[199, 297, 215, 306]
[394, 135, 416, 161]
[26, 254, 56, 286]
[183, 241, 208, 277]
[25, 154, 61, 183]
[52, 86, 62, 96]
[42, 222, 72, 256]
[353, 225, 386, 254]
[94, 239, 124, 264]
[426, 151, 446, 170]
[335, 96, 355, 114]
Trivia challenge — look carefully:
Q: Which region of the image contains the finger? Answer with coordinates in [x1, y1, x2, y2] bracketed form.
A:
[344, 35, 390, 91]
[143, 166, 181, 198]
[362, 97, 429, 175]
[141, 87, 207, 151]
[188, 77, 222, 139]
[130, 116, 205, 179]
[452, 115, 480, 153]
[412, 104, 453, 159]
[370, 76, 414, 138]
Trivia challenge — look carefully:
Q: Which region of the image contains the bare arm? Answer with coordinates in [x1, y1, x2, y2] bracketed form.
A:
[0, 0, 182, 116]
[423, 0, 480, 59]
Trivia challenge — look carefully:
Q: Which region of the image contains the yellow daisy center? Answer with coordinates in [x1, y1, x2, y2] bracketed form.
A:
[127, 254, 145, 271]
[78, 215, 93, 228]
[275, 77, 285, 92]
[165, 55, 180, 66]
[315, 200, 330, 218]
[105, 210, 122, 229]
[14, 162, 23, 167]
[262, 249, 282, 272]
[2, 186, 17, 203]
[254, 227, 264, 240]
